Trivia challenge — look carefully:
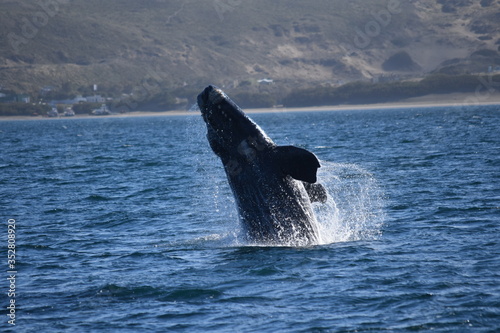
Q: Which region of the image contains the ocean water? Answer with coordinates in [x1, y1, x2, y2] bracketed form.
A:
[1, 105, 499, 332]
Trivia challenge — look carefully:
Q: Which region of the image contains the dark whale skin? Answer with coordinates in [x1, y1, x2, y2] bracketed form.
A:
[197, 85, 326, 246]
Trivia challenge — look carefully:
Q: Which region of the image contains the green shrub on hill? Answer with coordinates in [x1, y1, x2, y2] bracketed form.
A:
[0, 103, 50, 116]
[283, 74, 500, 107]
[72, 103, 102, 114]
[232, 92, 276, 108]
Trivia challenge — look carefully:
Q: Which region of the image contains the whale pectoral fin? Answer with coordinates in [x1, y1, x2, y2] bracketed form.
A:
[303, 182, 328, 203]
[274, 145, 320, 183]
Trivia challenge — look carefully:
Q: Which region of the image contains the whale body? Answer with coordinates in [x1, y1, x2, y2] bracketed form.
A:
[197, 85, 327, 246]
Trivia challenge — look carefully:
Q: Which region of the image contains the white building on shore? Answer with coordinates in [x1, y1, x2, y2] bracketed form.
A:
[50, 94, 106, 105]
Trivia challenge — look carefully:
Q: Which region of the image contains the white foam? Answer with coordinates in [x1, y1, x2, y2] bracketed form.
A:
[314, 161, 386, 245]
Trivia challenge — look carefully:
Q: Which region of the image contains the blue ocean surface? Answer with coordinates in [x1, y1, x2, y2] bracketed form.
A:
[1, 105, 499, 332]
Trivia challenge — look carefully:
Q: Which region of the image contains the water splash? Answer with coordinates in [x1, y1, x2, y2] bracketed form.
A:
[186, 108, 385, 247]
[314, 161, 386, 245]
[188, 102, 200, 112]
[197, 159, 386, 248]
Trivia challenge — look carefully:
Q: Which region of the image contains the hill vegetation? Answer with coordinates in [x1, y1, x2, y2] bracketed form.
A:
[282, 73, 500, 107]
[0, 0, 499, 112]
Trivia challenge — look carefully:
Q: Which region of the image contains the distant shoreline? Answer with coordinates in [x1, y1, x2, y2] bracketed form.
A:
[1, 92, 499, 122]
[245, 92, 500, 114]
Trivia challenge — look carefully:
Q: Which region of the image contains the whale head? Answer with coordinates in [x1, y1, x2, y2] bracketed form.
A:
[197, 85, 273, 159]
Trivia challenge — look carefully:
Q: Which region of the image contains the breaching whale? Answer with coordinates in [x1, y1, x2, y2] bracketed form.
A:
[197, 85, 327, 246]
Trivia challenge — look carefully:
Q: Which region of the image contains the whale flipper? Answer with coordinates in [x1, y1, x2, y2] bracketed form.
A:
[273, 146, 321, 183]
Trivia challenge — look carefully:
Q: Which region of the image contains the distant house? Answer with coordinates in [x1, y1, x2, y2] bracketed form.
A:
[487, 66, 500, 73]
[258, 78, 274, 84]
[85, 95, 106, 103]
[40, 86, 55, 95]
[16, 94, 30, 103]
[45, 93, 112, 106]
[73, 95, 87, 103]
[49, 95, 90, 105]
[0, 93, 8, 103]
[0, 93, 30, 103]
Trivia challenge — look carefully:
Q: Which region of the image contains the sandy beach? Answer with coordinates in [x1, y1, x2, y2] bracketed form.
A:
[1, 92, 499, 121]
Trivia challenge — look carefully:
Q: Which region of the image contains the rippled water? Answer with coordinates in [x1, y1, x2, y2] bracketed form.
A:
[1, 105, 499, 332]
